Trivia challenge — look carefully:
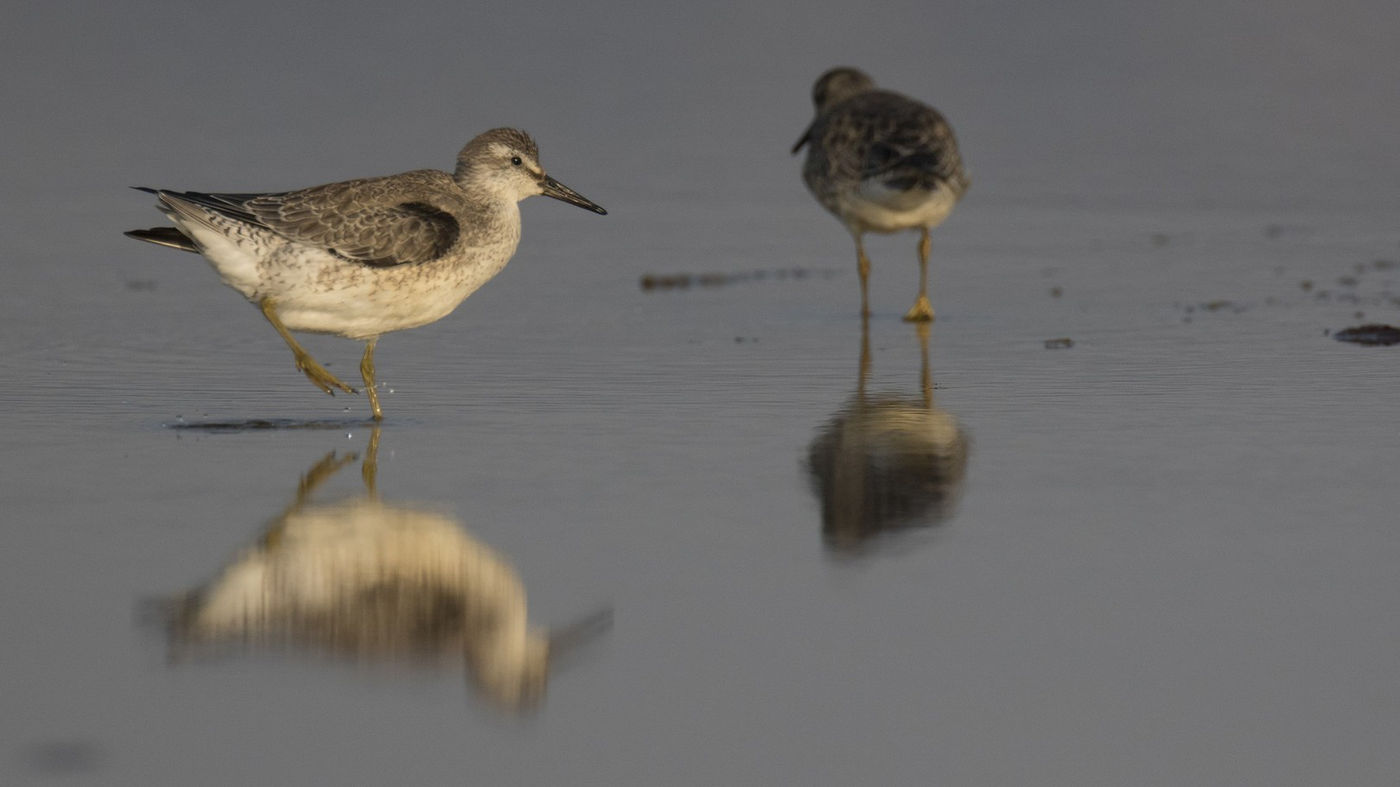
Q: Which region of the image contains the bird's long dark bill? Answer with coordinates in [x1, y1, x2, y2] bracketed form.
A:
[547, 608, 613, 659]
[541, 176, 607, 215]
[791, 124, 813, 154]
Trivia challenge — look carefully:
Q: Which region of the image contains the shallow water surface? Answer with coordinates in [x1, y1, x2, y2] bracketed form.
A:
[4, 2, 1400, 785]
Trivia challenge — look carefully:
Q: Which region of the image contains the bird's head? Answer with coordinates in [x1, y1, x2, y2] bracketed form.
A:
[793, 67, 879, 154]
[455, 128, 606, 214]
[811, 67, 877, 113]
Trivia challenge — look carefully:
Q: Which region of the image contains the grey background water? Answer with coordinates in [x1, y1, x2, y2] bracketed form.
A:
[3, 0, 1399, 784]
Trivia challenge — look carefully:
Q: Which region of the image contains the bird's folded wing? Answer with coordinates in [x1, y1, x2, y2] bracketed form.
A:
[241, 172, 464, 267]
[856, 97, 966, 195]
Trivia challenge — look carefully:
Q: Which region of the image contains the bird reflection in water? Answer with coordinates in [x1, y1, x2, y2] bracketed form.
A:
[806, 320, 970, 554]
[159, 429, 609, 710]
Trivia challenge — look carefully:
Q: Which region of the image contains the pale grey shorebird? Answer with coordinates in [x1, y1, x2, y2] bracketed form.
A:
[126, 128, 606, 420]
[793, 67, 969, 321]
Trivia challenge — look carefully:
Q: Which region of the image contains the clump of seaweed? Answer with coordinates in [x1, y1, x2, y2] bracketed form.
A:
[1333, 324, 1400, 347]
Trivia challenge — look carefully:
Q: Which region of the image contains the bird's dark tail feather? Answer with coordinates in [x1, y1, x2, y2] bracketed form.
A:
[125, 226, 199, 253]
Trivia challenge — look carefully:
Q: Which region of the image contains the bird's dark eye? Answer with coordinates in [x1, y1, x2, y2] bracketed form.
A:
[511, 156, 523, 166]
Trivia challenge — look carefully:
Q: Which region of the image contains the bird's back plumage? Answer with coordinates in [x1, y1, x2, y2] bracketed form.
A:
[802, 90, 969, 223]
[138, 173, 473, 269]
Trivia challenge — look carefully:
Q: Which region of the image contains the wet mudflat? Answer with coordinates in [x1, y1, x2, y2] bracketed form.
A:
[3, 2, 1400, 785]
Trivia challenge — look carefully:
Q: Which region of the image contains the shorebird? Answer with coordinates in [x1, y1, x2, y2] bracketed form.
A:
[793, 67, 968, 321]
[127, 128, 606, 420]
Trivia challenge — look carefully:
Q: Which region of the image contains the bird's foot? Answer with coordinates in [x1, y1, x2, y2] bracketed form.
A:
[902, 296, 935, 323]
[293, 352, 357, 396]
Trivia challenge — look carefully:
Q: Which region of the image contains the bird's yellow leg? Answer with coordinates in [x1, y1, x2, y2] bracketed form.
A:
[259, 298, 356, 396]
[361, 425, 381, 497]
[916, 322, 933, 408]
[295, 451, 357, 506]
[857, 312, 872, 399]
[903, 227, 935, 322]
[265, 449, 358, 546]
[855, 236, 872, 318]
[360, 337, 382, 421]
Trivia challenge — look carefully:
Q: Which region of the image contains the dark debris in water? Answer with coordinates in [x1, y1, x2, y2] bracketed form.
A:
[1264, 222, 1312, 239]
[639, 266, 838, 292]
[1177, 299, 1250, 316]
[1202, 299, 1244, 313]
[164, 418, 377, 432]
[1161, 238, 1399, 335]
[1333, 324, 1400, 347]
[1043, 337, 1074, 349]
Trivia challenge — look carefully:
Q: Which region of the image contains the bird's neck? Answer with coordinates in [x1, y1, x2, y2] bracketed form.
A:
[458, 198, 521, 250]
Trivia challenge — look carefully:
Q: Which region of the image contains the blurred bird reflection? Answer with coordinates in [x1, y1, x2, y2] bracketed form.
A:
[160, 429, 609, 710]
[807, 321, 970, 554]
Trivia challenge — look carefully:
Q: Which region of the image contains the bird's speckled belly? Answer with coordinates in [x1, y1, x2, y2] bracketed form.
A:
[262, 240, 517, 339]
